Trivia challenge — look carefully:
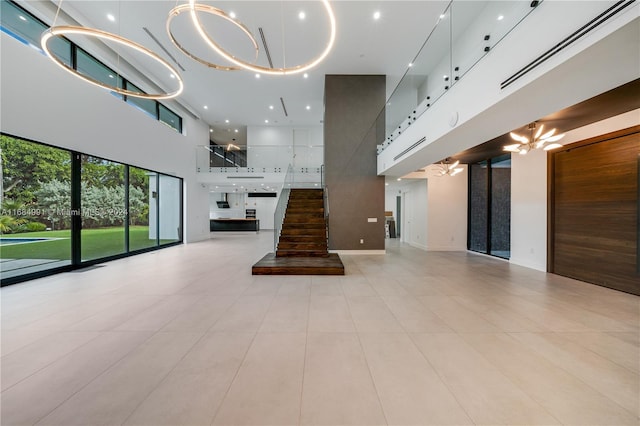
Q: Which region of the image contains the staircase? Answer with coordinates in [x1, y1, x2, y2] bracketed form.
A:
[252, 187, 344, 275]
[276, 188, 328, 257]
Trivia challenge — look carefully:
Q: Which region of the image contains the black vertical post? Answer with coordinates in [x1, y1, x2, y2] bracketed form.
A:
[124, 166, 130, 253]
[71, 152, 82, 265]
[487, 159, 493, 255]
[156, 174, 160, 246]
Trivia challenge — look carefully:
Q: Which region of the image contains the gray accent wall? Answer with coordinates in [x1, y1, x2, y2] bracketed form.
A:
[324, 75, 386, 250]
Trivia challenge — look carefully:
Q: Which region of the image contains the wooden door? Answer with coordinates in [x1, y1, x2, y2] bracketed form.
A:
[551, 127, 639, 295]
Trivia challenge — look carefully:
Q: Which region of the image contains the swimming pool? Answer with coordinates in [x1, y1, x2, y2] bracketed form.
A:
[0, 238, 53, 246]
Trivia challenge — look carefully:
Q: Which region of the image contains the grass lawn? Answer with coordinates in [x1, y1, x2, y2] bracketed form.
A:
[1, 226, 178, 261]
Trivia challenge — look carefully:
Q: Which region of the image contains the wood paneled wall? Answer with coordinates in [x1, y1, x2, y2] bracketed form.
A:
[549, 126, 640, 295]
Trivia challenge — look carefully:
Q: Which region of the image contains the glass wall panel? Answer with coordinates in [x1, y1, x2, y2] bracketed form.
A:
[490, 155, 511, 258]
[159, 104, 182, 133]
[0, 135, 72, 279]
[156, 175, 181, 245]
[129, 167, 157, 251]
[76, 48, 123, 90]
[125, 82, 157, 118]
[80, 155, 126, 261]
[469, 161, 488, 253]
[0, 1, 72, 66]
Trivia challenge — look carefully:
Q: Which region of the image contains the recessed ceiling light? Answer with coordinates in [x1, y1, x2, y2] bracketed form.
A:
[306, 105, 311, 110]
[497, 15, 504, 20]
[269, 105, 274, 110]
[229, 11, 236, 19]
[261, 183, 264, 186]
[234, 129, 239, 133]
[233, 184, 236, 186]
[303, 73, 309, 79]
[19, 15, 27, 21]
[408, 62, 413, 67]
[255, 73, 261, 79]
[397, 178, 402, 181]
[204, 105, 208, 109]
[385, 183, 389, 186]
[107, 13, 115, 22]
[225, 119, 229, 123]
[265, 119, 269, 123]
[209, 129, 213, 133]
[373, 11, 381, 20]
[108, 74, 114, 79]
[298, 11, 306, 20]
[170, 73, 175, 79]
[440, 14, 446, 19]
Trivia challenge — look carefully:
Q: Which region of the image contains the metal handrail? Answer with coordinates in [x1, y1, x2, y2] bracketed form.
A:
[273, 164, 294, 251]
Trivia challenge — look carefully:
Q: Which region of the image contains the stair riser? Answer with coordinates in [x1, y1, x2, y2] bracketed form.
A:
[278, 244, 328, 250]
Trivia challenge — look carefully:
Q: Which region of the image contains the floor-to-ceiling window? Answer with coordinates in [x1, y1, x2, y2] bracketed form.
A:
[0, 134, 183, 285]
[468, 155, 511, 259]
[81, 155, 127, 261]
[0, 135, 72, 278]
[129, 167, 157, 251]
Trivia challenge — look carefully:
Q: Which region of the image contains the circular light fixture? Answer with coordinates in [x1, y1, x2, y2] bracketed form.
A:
[306, 105, 311, 110]
[41, 26, 183, 99]
[303, 73, 309, 79]
[255, 73, 261, 79]
[187, 0, 336, 76]
[167, 3, 259, 71]
[299, 11, 306, 20]
[373, 11, 381, 20]
[269, 105, 274, 110]
[107, 13, 115, 22]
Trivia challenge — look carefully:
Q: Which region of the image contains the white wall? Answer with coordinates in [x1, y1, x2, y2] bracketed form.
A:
[401, 180, 428, 250]
[247, 125, 323, 170]
[510, 149, 548, 271]
[426, 166, 468, 250]
[0, 33, 211, 243]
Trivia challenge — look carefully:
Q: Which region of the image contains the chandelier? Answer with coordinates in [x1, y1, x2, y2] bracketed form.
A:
[168, 0, 337, 76]
[436, 158, 464, 177]
[41, 1, 183, 100]
[503, 122, 565, 155]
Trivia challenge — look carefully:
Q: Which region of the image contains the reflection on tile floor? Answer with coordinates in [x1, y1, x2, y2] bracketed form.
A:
[1, 232, 638, 425]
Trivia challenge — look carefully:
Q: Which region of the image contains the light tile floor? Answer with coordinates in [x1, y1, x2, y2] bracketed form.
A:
[1, 232, 638, 425]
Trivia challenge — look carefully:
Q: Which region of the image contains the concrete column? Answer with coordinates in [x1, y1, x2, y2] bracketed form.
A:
[324, 75, 386, 250]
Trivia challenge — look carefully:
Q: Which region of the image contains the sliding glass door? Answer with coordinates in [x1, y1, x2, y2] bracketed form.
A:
[468, 155, 511, 259]
[1, 133, 183, 285]
[0, 135, 72, 279]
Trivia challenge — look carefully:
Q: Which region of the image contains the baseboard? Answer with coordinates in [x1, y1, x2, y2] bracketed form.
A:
[407, 242, 428, 251]
[330, 250, 386, 255]
[426, 245, 467, 251]
[509, 257, 547, 272]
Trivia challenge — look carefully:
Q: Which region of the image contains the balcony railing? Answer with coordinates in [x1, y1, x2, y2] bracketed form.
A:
[378, 0, 537, 154]
[196, 144, 323, 173]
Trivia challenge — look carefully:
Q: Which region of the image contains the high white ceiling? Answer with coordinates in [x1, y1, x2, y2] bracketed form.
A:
[38, 0, 450, 144]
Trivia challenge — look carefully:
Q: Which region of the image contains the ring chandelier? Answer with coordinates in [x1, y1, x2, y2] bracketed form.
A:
[41, 26, 184, 100]
[167, 3, 259, 71]
[170, 0, 337, 76]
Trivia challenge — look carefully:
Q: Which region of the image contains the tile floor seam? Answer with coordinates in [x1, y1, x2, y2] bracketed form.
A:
[200, 295, 244, 335]
[506, 331, 640, 419]
[119, 330, 209, 426]
[297, 290, 312, 426]
[552, 331, 640, 375]
[207, 330, 261, 426]
[343, 294, 390, 426]
[455, 331, 565, 426]
[405, 332, 477, 426]
[1, 330, 103, 393]
[209, 292, 279, 426]
[25, 330, 155, 426]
